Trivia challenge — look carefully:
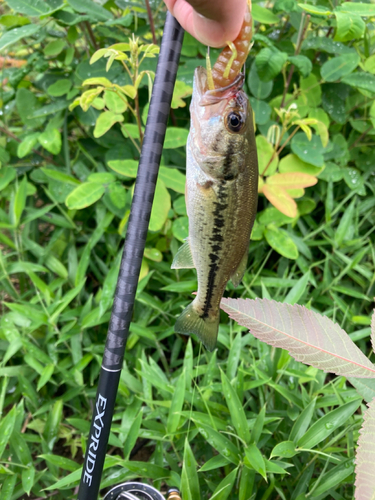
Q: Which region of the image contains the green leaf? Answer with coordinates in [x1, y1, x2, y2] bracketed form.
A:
[67, 0, 113, 20]
[297, 399, 361, 449]
[270, 441, 297, 459]
[335, 11, 365, 42]
[159, 166, 186, 194]
[0, 23, 41, 51]
[338, 2, 375, 16]
[4, 0, 55, 15]
[256, 48, 288, 82]
[0, 166, 16, 191]
[37, 364, 55, 391]
[196, 423, 241, 464]
[248, 62, 273, 99]
[289, 398, 316, 443]
[104, 90, 127, 114]
[249, 98, 271, 125]
[256, 135, 278, 175]
[298, 4, 331, 15]
[291, 133, 325, 167]
[38, 128, 62, 155]
[181, 439, 200, 500]
[41, 168, 80, 185]
[123, 411, 142, 459]
[149, 179, 171, 232]
[164, 127, 189, 149]
[39, 454, 80, 472]
[21, 466, 35, 495]
[166, 371, 185, 436]
[44, 39, 66, 57]
[221, 370, 250, 444]
[13, 176, 28, 226]
[302, 36, 355, 55]
[108, 159, 138, 178]
[94, 111, 124, 138]
[335, 199, 356, 247]
[279, 153, 323, 176]
[284, 272, 310, 304]
[342, 72, 375, 93]
[0, 406, 16, 457]
[252, 4, 279, 23]
[17, 133, 39, 158]
[211, 467, 238, 500]
[172, 216, 189, 242]
[311, 458, 354, 496]
[321, 53, 360, 82]
[288, 55, 312, 78]
[264, 225, 299, 260]
[244, 444, 267, 480]
[47, 79, 72, 97]
[65, 182, 105, 209]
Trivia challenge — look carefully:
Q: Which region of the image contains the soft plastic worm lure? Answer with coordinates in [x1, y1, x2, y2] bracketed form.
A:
[206, 0, 253, 90]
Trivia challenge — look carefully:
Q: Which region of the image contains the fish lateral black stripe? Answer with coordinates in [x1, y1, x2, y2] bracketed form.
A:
[201, 181, 228, 319]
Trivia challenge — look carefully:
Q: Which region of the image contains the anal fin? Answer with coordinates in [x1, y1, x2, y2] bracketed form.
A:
[231, 245, 249, 288]
[171, 239, 195, 269]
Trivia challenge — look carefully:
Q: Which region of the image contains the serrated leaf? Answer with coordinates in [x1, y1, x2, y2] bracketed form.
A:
[220, 298, 375, 378]
[355, 397, 375, 499]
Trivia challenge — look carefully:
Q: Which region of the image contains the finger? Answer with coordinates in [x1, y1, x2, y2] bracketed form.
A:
[164, 0, 246, 47]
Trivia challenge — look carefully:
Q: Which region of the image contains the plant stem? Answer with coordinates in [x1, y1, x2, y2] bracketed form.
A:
[349, 126, 372, 150]
[0, 125, 59, 165]
[84, 21, 98, 51]
[280, 14, 310, 109]
[145, 0, 157, 44]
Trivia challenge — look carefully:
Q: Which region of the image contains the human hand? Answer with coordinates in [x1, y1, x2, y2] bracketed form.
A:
[163, 0, 247, 48]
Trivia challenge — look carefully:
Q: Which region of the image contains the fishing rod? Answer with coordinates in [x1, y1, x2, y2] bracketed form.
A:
[77, 12, 184, 500]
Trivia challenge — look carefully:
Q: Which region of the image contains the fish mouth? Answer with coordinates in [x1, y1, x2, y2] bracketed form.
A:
[194, 67, 245, 106]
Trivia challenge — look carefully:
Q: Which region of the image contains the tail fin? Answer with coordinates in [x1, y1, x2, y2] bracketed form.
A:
[175, 302, 219, 352]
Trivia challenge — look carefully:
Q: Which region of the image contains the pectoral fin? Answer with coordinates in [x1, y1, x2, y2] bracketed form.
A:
[231, 245, 249, 288]
[171, 239, 195, 269]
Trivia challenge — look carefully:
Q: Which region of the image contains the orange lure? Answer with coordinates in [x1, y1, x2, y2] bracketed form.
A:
[207, 0, 253, 90]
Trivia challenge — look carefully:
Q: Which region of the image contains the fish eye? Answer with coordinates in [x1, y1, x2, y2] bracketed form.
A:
[226, 112, 244, 133]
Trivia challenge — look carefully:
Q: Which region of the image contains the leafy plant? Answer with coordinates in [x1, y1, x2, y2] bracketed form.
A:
[0, 0, 375, 498]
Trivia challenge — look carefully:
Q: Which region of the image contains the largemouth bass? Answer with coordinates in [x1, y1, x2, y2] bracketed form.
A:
[172, 67, 258, 351]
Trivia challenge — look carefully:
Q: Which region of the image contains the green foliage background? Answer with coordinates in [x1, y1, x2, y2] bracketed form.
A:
[0, 0, 375, 498]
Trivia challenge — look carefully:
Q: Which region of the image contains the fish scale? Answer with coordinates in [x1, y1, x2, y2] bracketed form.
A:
[172, 67, 258, 351]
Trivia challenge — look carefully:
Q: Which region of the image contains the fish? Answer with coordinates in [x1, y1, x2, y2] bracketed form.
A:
[171, 66, 258, 351]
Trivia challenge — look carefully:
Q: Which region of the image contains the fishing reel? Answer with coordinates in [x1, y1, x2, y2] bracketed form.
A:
[104, 482, 182, 500]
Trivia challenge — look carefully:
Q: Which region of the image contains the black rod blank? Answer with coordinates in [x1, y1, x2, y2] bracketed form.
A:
[77, 13, 184, 500]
